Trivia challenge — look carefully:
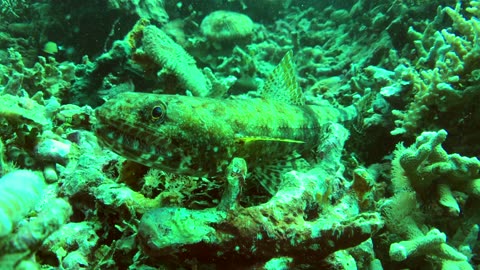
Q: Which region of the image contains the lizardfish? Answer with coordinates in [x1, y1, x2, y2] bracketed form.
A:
[94, 51, 356, 185]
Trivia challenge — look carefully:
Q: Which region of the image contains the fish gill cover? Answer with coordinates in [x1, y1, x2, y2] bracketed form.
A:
[0, 0, 479, 269]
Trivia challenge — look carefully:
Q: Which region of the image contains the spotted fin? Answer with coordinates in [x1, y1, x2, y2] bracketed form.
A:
[251, 154, 310, 195]
[259, 50, 305, 106]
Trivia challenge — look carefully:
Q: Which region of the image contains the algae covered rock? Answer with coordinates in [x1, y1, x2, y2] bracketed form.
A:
[0, 170, 45, 237]
[200, 10, 254, 42]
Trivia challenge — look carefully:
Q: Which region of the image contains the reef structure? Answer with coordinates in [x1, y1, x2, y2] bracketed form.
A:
[137, 123, 384, 267]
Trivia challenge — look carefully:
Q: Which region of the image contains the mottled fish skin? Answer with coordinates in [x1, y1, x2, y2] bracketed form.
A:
[94, 92, 354, 177]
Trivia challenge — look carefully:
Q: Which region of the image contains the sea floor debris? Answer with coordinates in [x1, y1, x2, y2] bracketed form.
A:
[0, 0, 479, 269]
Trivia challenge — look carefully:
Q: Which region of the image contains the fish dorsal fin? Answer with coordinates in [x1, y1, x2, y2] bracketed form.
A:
[259, 50, 305, 106]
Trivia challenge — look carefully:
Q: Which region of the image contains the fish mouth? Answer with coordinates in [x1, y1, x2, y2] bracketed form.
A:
[94, 122, 206, 175]
[94, 120, 167, 167]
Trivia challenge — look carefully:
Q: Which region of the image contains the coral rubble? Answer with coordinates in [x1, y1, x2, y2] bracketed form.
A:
[142, 25, 212, 97]
[382, 129, 479, 269]
[136, 123, 383, 267]
[0, 0, 479, 269]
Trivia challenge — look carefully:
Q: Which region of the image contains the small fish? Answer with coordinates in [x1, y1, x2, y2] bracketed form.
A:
[94, 51, 355, 192]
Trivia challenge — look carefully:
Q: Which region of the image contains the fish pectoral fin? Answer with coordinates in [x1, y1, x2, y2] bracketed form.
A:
[251, 154, 311, 195]
[234, 136, 305, 144]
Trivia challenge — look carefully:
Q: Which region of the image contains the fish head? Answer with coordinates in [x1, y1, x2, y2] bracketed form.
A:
[94, 92, 217, 176]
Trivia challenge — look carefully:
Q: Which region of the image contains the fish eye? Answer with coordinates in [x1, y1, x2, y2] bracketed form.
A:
[150, 102, 167, 123]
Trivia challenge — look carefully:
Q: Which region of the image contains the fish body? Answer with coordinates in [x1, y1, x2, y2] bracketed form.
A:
[94, 92, 353, 177]
[94, 51, 356, 182]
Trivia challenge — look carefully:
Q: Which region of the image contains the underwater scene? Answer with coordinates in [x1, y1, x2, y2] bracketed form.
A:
[0, 0, 479, 269]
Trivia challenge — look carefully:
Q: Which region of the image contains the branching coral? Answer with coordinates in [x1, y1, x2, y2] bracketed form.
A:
[382, 129, 479, 268]
[392, 129, 480, 215]
[0, 0, 27, 18]
[389, 228, 470, 267]
[1, 48, 75, 99]
[391, 2, 480, 137]
[3, 1, 478, 268]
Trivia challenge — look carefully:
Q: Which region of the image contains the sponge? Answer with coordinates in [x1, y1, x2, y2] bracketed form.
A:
[0, 170, 45, 237]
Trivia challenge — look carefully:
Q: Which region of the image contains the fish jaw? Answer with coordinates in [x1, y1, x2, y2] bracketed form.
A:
[94, 92, 232, 176]
[94, 93, 176, 172]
